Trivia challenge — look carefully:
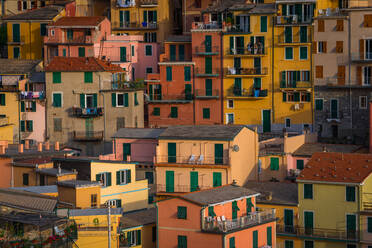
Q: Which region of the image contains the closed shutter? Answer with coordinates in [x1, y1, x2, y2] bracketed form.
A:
[124, 93, 128, 107]
[165, 170, 174, 192]
[116, 171, 121, 185]
[96, 173, 101, 182]
[78, 47, 85, 57]
[282, 92, 287, 102]
[253, 230, 258, 248]
[143, 10, 148, 22]
[93, 94, 97, 107]
[300, 26, 307, 43]
[368, 217, 372, 232]
[190, 171, 198, 192]
[116, 199, 122, 208]
[111, 93, 116, 107]
[127, 231, 132, 244]
[12, 24, 20, 42]
[232, 201, 239, 219]
[294, 92, 300, 102]
[208, 206, 216, 217]
[125, 10, 130, 23]
[205, 57, 212, 74]
[23, 173, 28, 185]
[214, 144, 223, 164]
[296, 160, 304, 169]
[166, 66, 172, 81]
[270, 157, 279, 170]
[31, 101, 36, 112]
[20, 120, 25, 132]
[229, 36, 234, 53]
[267, 227, 272, 246]
[229, 237, 235, 248]
[179, 44, 185, 61]
[40, 23, 47, 36]
[364, 14, 372, 27]
[357, 66, 362, 85]
[203, 108, 210, 119]
[80, 94, 85, 108]
[260, 16, 267, 32]
[304, 211, 314, 228]
[106, 172, 112, 186]
[284, 26, 292, 43]
[337, 66, 345, 85]
[53, 93, 61, 107]
[53, 72, 61, 83]
[134, 92, 138, 105]
[167, 143, 176, 163]
[170, 45, 176, 61]
[126, 169, 131, 183]
[315, 66, 323, 78]
[205, 79, 212, 96]
[0, 94, 5, 106]
[323, 41, 327, 53]
[184, 66, 191, 81]
[184, 84, 192, 100]
[346, 186, 355, 202]
[246, 197, 254, 213]
[336, 41, 343, 53]
[284, 209, 294, 227]
[137, 230, 141, 245]
[21, 101, 25, 112]
[254, 78, 261, 89]
[205, 35, 212, 53]
[213, 172, 222, 187]
[315, 99, 323, 110]
[304, 184, 313, 199]
[285, 47, 293, 59]
[120, 47, 127, 62]
[153, 107, 160, 116]
[360, 40, 365, 59]
[300, 47, 307, 60]
[170, 107, 178, 118]
[123, 143, 131, 161]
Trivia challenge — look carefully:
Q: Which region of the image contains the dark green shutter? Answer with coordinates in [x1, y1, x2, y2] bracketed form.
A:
[184, 66, 191, 81]
[28, 120, 33, 131]
[96, 173, 101, 182]
[166, 66, 172, 81]
[137, 230, 141, 245]
[331, 99, 338, 119]
[205, 79, 212, 96]
[127, 169, 131, 183]
[184, 84, 192, 100]
[284, 209, 294, 227]
[285, 47, 293, 59]
[146, 45, 152, 56]
[213, 172, 222, 187]
[208, 206, 216, 217]
[80, 94, 85, 108]
[229, 237, 235, 248]
[168, 143, 176, 163]
[125, 10, 130, 23]
[300, 26, 308, 43]
[296, 160, 304, 170]
[304, 184, 313, 199]
[229, 36, 234, 53]
[116, 171, 121, 185]
[270, 157, 279, 170]
[23, 173, 28, 185]
[247, 198, 254, 213]
[253, 78, 261, 89]
[40, 23, 47, 36]
[368, 217, 372, 232]
[165, 170, 174, 192]
[203, 108, 210, 119]
[106, 172, 112, 186]
[205, 35, 212, 53]
[21, 101, 25, 112]
[282, 4, 287, 16]
[111, 93, 116, 107]
[346, 186, 355, 202]
[285, 240, 294, 248]
[260, 16, 267, 32]
[131, 45, 134, 56]
[124, 93, 129, 107]
[234, 78, 242, 96]
[295, 4, 303, 22]
[153, 107, 160, 116]
[63, 48, 66, 57]
[127, 231, 132, 244]
[304, 211, 314, 229]
[143, 10, 148, 22]
[116, 199, 122, 208]
[190, 171, 198, 192]
[53, 93, 61, 107]
[205, 57, 212, 74]
[315, 99, 323, 110]
[283, 92, 287, 102]
[294, 92, 300, 102]
[170, 45, 176, 61]
[31, 101, 36, 112]
[53, 72, 61, 83]
[120, 10, 124, 26]
[232, 201, 239, 219]
[120, 47, 127, 62]
[93, 94, 97, 107]
[78, 47, 85, 57]
[253, 230, 258, 248]
[267, 227, 272, 246]
[300, 47, 308, 60]
[123, 143, 131, 161]
[214, 144, 223, 164]
[20, 120, 25, 132]
[0, 94, 5, 106]
[134, 92, 138, 105]
[179, 45, 185, 61]
[12, 24, 20, 42]
[285, 26, 292, 43]
[170, 107, 178, 118]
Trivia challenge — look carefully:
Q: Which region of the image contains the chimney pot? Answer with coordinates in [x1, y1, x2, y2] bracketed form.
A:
[18, 144, 23, 153]
[37, 142, 43, 152]
[0, 145, 5, 154]
[55, 141, 60, 151]
[24, 140, 29, 149]
[127, 155, 131, 162]
[45, 141, 50, 150]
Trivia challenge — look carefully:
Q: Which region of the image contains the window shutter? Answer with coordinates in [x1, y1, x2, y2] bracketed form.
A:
[134, 92, 138, 105]
[229, 237, 235, 248]
[267, 226, 272, 246]
[368, 217, 372, 232]
[283, 92, 287, 102]
[93, 94, 97, 107]
[316, 66, 323, 79]
[318, 20, 325, 32]
[124, 93, 129, 107]
[260, 16, 267, 32]
[253, 230, 258, 248]
[357, 66, 362, 85]
[337, 66, 345, 85]
[294, 92, 300, 102]
[336, 41, 343, 53]
[96, 173, 101, 182]
[143, 10, 148, 22]
[31, 101, 36, 112]
[304, 184, 313, 199]
[20, 120, 25, 132]
[80, 94, 85, 108]
[28, 121, 33, 131]
[106, 172, 112, 186]
[21, 101, 25, 112]
[137, 230, 141, 245]
[84, 72, 93, 83]
[360, 39, 365, 59]
[0, 94, 5, 106]
[111, 93, 117, 107]
[184, 66, 191, 81]
[116, 171, 121, 185]
[127, 231, 132, 244]
[312, 42, 317, 54]
[166, 66, 172, 81]
[324, 41, 327, 53]
[126, 169, 131, 183]
[116, 199, 122, 208]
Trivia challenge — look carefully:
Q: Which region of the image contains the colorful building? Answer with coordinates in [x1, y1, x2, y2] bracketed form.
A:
[296, 152, 372, 248]
[154, 125, 259, 198]
[45, 57, 144, 156]
[3, 5, 73, 60]
[157, 184, 276, 248]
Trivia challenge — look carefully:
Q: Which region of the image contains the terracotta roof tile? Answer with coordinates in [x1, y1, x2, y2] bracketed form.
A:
[298, 152, 372, 184]
[50, 16, 106, 27]
[45, 57, 123, 72]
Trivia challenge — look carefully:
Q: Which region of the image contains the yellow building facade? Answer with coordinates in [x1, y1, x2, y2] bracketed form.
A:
[0, 92, 18, 143]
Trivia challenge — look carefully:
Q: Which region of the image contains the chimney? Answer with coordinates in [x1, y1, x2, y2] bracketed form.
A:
[37, 142, 43, 152]
[18, 144, 23, 153]
[0, 145, 5, 154]
[45, 141, 50, 150]
[24, 140, 29, 149]
[266, 191, 273, 201]
[127, 155, 131, 162]
[55, 141, 60, 151]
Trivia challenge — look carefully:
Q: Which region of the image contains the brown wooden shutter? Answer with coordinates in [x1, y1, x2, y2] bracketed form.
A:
[337, 66, 345, 85]
[357, 66, 362, 85]
[316, 66, 323, 79]
[336, 41, 343, 53]
[360, 39, 365, 59]
[364, 15, 372, 27]
[336, 20, 344, 31]
[318, 20, 325, 32]
[323, 41, 327, 53]
[313, 42, 317, 54]
[18, 1, 22, 10]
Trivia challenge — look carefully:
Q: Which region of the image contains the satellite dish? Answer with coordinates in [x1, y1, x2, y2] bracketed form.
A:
[232, 145, 239, 152]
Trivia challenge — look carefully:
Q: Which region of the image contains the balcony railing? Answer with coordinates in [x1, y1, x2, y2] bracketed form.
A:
[227, 88, 268, 98]
[274, 15, 313, 25]
[147, 94, 193, 102]
[351, 52, 372, 62]
[226, 47, 266, 56]
[194, 46, 219, 55]
[195, 68, 220, 77]
[225, 67, 268, 76]
[225, 24, 251, 33]
[277, 33, 311, 44]
[139, 0, 158, 6]
[156, 184, 211, 193]
[155, 155, 229, 165]
[116, 0, 135, 7]
[161, 57, 191, 62]
[113, 21, 158, 30]
[7, 35, 25, 44]
[20, 91, 45, 100]
[276, 224, 359, 241]
[202, 209, 276, 233]
[195, 89, 220, 98]
[280, 81, 311, 88]
[73, 131, 104, 141]
[45, 35, 93, 45]
[71, 107, 103, 118]
[192, 22, 222, 30]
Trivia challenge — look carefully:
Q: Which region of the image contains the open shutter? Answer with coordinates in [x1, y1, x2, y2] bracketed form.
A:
[20, 120, 25, 132]
[360, 39, 365, 59]
[93, 94, 97, 107]
[106, 172, 112, 186]
[126, 169, 131, 183]
[96, 173, 101, 182]
[80, 94, 85, 108]
[267, 227, 272, 246]
[357, 66, 362, 85]
[312, 42, 317, 54]
[137, 230, 141, 245]
[127, 231, 132, 244]
[111, 93, 116, 107]
[31, 101, 36, 112]
[116, 171, 121, 185]
[124, 93, 128, 107]
[116, 199, 122, 208]
[21, 101, 25, 112]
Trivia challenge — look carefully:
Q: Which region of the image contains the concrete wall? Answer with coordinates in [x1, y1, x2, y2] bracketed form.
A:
[114, 138, 157, 162]
[20, 100, 46, 142]
[0, 92, 19, 143]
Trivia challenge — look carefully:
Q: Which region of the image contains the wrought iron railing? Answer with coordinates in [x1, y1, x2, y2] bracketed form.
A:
[71, 107, 103, 118]
[73, 131, 104, 141]
[155, 155, 229, 165]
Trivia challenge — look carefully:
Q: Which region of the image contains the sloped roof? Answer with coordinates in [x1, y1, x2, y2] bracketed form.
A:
[45, 57, 124, 72]
[120, 208, 156, 229]
[297, 152, 372, 184]
[159, 125, 245, 141]
[69, 208, 123, 216]
[165, 35, 191, 43]
[293, 143, 361, 157]
[0, 59, 41, 74]
[245, 182, 298, 206]
[50, 16, 106, 27]
[113, 128, 166, 139]
[36, 168, 77, 176]
[57, 180, 100, 188]
[180, 184, 258, 206]
[12, 185, 58, 194]
[2, 5, 64, 20]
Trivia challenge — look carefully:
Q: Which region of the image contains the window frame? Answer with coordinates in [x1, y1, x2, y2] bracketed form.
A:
[315, 98, 324, 111]
[304, 184, 313, 199]
[299, 46, 308, 60]
[116, 93, 129, 107]
[359, 96, 368, 109]
[226, 113, 234, 124]
[177, 206, 187, 219]
[285, 47, 294, 60]
[346, 186, 356, 202]
[52, 92, 63, 108]
[227, 99, 234, 109]
[145, 45, 153, 56]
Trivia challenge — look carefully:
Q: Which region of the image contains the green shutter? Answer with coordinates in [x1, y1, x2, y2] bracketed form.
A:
[300, 26, 308, 42]
[80, 94, 85, 108]
[119, 10, 124, 26]
[190, 171, 198, 192]
[78, 47, 85, 57]
[229, 36, 234, 53]
[246, 198, 254, 213]
[331, 99, 338, 119]
[253, 230, 258, 248]
[296, 160, 304, 170]
[93, 94, 97, 107]
[304, 184, 313, 199]
[137, 230, 141, 245]
[40, 23, 47, 36]
[153, 107, 160, 116]
[267, 227, 272, 246]
[203, 108, 210, 119]
[13, 47, 20, 59]
[270, 157, 279, 170]
[166, 66, 172, 81]
[285, 240, 294, 248]
[63, 48, 66, 57]
[185, 84, 192, 100]
[31, 101, 36, 112]
[21, 101, 25, 112]
[120, 47, 127, 62]
[124, 93, 129, 107]
[179, 45, 185, 61]
[134, 92, 138, 105]
[260, 16, 267, 32]
[23, 173, 28, 185]
[84, 72, 93, 83]
[20, 120, 25, 132]
[123, 143, 131, 161]
[12, 24, 20, 42]
[315, 99, 323, 111]
[177, 206, 187, 219]
[106, 172, 112, 186]
[205, 79, 212, 96]
[304, 211, 314, 229]
[253, 78, 261, 89]
[232, 201, 239, 219]
[166, 170, 174, 192]
[283, 92, 287, 102]
[116, 171, 121, 185]
[27, 120, 33, 131]
[111, 93, 117, 107]
[205, 57, 212, 74]
[368, 217, 372, 233]
[116, 199, 122, 208]
[184, 66, 191, 81]
[170, 107, 178, 118]
[125, 10, 130, 23]
[53, 72, 61, 83]
[234, 78, 242, 96]
[214, 144, 223, 164]
[0, 94, 5, 106]
[229, 237, 235, 248]
[168, 143, 176, 163]
[294, 92, 300, 102]
[146, 45, 152, 56]
[126, 169, 131, 183]
[285, 47, 293, 60]
[96, 173, 101, 182]
[127, 231, 132, 244]
[53, 93, 61, 107]
[285, 26, 292, 43]
[284, 209, 294, 226]
[208, 206, 216, 217]
[170, 45, 176, 60]
[213, 172, 222, 187]
[346, 186, 355, 202]
[178, 236, 187, 248]
[300, 47, 308, 60]
[143, 10, 148, 22]
[131, 45, 134, 56]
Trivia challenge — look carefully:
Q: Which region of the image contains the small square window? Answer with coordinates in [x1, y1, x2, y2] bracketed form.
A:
[285, 47, 293, 60]
[146, 67, 153, 74]
[145, 45, 153, 56]
[177, 206, 187, 219]
[360, 96, 367, 109]
[285, 118, 291, 128]
[227, 99, 234, 109]
[304, 184, 313, 199]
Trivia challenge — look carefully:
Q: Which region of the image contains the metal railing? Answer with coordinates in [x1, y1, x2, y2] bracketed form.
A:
[20, 91, 45, 100]
[161, 57, 192, 62]
[45, 35, 94, 44]
[195, 67, 220, 76]
[147, 94, 193, 102]
[225, 67, 268, 76]
[276, 224, 359, 241]
[280, 81, 311, 88]
[274, 15, 312, 25]
[192, 22, 222, 30]
[194, 89, 220, 98]
[226, 88, 268, 98]
[351, 52, 372, 62]
[225, 24, 251, 33]
[155, 155, 229, 165]
[139, 0, 158, 5]
[277, 33, 311, 44]
[194, 46, 220, 55]
[73, 131, 104, 141]
[156, 184, 211, 193]
[113, 21, 158, 30]
[202, 209, 276, 233]
[71, 107, 103, 118]
[116, 0, 135, 7]
[226, 47, 266, 56]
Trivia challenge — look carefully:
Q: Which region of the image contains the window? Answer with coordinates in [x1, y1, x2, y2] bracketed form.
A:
[285, 118, 291, 128]
[13, 47, 20, 59]
[117, 117, 125, 130]
[62, 48, 66, 57]
[229, 237, 235, 248]
[53, 72, 61, 83]
[24, 120, 33, 132]
[96, 172, 112, 187]
[166, 66, 172, 81]
[22, 173, 29, 185]
[40, 23, 47, 36]
[144, 32, 157, 42]
[177, 206, 187, 219]
[203, 108, 210, 119]
[146, 67, 153, 74]
[304, 240, 314, 248]
[315, 99, 323, 111]
[54, 118, 62, 132]
[12, 23, 20, 42]
[119, 10, 130, 27]
[127, 230, 141, 246]
[78, 47, 85, 57]
[285, 47, 293, 60]
[318, 41, 327, 53]
[296, 160, 304, 170]
[270, 157, 279, 170]
[346, 186, 355, 202]
[21, 101, 36, 112]
[330, 99, 338, 119]
[208, 206, 216, 217]
[117, 93, 129, 107]
[364, 14, 372, 27]
[107, 199, 121, 207]
[91, 194, 97, 207]
[153, 107, 160, 116]
[300, 47, 308, 60]
[364, 67, 372, 85]
[170, 107, 178, 118]
[316, 66, 323, 78]
[226, 113, 234, 124]
[84, 72, 93, 83]
[368, 217, 372, 233]
[66, 29, 73, 40]
[284, 240, 294, 248]
[145, 45, 153, 56]
[360, 96, 367, 109]
[178, 235, 187, 248]
[145, 171, 154, 184]
[227, 99, 234, 109]
[52, 93, 62, 107]
[116, 169, 131, 185]
[260, 16, 267, 32]
[184, 66, 191, 82]
[0, 94, 5, 106]
[336, 19, 344, 31]
[143, 10, 157, 24]
[336, 41, 343, 53]
[304, 184, 313, 199]
[267, 226, 272, 246]
[318, 19, 325, 32]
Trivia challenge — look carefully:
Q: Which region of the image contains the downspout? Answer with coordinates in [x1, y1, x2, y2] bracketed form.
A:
[192, 64, 195, 124]
[227, 141, 230, 184]
[156, 203, 159, 248]
[220, 31, 224, 124]
[99, 74, 106, 142]
[348, 15, 352, 137]
[358, 184, 361, 241]
[271, 16, 275, 125]
[310, 22, 314, 131]
[29, 21, 31, 59]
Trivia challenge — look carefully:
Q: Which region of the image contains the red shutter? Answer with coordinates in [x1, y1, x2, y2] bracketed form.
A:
[18, 1, 22, 10]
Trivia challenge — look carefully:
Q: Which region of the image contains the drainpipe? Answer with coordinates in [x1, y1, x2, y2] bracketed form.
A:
[192, 64, 195, 124]
[310, 22, 314, 132]
[29, 21, 31, 59]
[227, 141, 230, 184]
[99, 74, 106, 142]
[156, 203, 159, 248]
[220, 31, 224, 124]
[184, 0, 187, 34]
[271, 16, 275, 126]
[348, 15, 352, 138]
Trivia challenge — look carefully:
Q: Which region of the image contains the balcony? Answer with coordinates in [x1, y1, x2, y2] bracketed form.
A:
[73, 131, 104, 141]
[7, 36, 25, 45]
[226, 47, 266, 56]
[192, 22, 222, 30]
[202, 209, 276, 233]
[340, 0, 370, 8]
[277, 33, 311, 44]
[116, 0, 135, 7]
[71, 107, 103, 118]
[351, 52, 372, 63]
[274, 15, 312, 25]
[195, 68, 220, 77]
[225, 67, 268, 77]
[225, 24, 251, 34]
[280, 81, 311, 89]
[155, 155, 229, 166]
[113, 21, 158, 30]
[45, 35, 94, 45]
[20, 91, 45, 100]
[276, 224, 359, 242]
[195, 89, 220, 99]
[194, 46, 219, 56]
[226, 87, 268, 99]
[147, 94, 193, 103]
[156, 184, 211, 193]
[139, 0, 158, 6]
